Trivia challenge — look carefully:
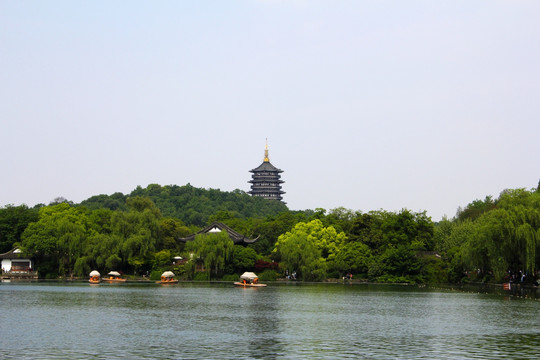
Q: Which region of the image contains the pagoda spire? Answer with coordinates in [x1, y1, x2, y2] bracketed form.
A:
[264, 138, 269, 162]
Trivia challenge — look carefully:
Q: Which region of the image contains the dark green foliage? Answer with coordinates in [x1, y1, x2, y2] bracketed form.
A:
[418, 254, 448, 284]
[332, 241, 372, 276]
[435, 188, 540, 282]
[231, 246, 257, 273]
[379, 245, 420, 279]
[80, 193, 127, 211]
[0, 205, 39, 253]
[130, 184, 288, 226]
[249, 211, 307, 255]
[193, 272, 210, 281]
[79, 184, 288, 227]
[222, 274, 239, 281]
[258, 269, 278, 281]
[456, 196, 496, 222]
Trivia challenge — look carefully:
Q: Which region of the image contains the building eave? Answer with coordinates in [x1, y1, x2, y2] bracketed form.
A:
[177, 222, 259, 245]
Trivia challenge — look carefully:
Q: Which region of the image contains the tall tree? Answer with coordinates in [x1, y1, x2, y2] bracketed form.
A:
[21, 203, 92, 277]
[185, 232, 234, 279]
[0, 205, 39, 253]
[273, 219, 347, 281]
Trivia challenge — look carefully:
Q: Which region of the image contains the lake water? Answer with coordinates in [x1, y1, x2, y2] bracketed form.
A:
[1, 282, 539, 359]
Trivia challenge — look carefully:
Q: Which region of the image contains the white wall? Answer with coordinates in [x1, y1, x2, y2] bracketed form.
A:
[1, 259, 33, 272]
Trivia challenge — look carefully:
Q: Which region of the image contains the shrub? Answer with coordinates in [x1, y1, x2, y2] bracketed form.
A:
[149, 270, 162, 281]
[222, 274, 238, 281]
[258, 270, 277, 281]
[254, 259, 279, 273]
[377, 274, 416, 284]
[193, 271, 209, 281]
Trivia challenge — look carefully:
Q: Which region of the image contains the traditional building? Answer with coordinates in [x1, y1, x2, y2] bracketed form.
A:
[178, 222, 259, 246]
[248, 142, 285, 203]
[0, 248, 38, 279]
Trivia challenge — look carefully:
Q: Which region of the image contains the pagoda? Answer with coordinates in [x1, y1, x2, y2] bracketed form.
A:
[248, 142, 285, 203]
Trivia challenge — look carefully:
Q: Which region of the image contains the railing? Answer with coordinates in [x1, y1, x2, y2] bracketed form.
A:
[1, 270, 38, 278]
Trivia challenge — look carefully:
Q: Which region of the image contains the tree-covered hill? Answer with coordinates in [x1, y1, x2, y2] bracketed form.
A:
[2, 182, 538, 284]
[80, 183, 289, 226]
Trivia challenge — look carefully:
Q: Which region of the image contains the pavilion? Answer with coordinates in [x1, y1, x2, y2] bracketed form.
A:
[178, 222, 259, 246]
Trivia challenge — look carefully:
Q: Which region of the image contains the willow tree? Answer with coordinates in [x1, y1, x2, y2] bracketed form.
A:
[185, 232, 234, 279]
[464, 189, 540, 281]
[495, 189, 540, 276]
[434, 219, 474, 282]
[21, 203, 93, 278]
[111, 196, 161, 275]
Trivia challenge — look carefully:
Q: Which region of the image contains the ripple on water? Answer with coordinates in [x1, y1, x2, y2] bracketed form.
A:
[1, 283, 539, 359]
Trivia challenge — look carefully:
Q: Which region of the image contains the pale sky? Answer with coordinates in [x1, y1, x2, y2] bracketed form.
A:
[1, 1, 539, 221]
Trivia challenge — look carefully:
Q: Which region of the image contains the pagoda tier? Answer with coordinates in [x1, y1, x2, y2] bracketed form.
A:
[248, 143, 285, 203]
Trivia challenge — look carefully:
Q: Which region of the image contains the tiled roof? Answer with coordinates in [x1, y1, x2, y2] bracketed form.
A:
[0, 248, 29, 259]
[178, 222, 259, 245]
[250, 161, 283, 173]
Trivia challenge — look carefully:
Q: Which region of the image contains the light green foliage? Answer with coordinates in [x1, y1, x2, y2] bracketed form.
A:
[153, 249, 172, 268]
[186, 232, 234, 279]
[434, 219, 474, 282]
[273, 219, 347, 281]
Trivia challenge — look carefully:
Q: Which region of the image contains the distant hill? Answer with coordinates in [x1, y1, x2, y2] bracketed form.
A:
[80, 183, 289, 226]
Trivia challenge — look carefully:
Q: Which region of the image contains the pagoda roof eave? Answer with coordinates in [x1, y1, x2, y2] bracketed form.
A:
[249, 161, 283, 172]
[177, 222, 259, 245]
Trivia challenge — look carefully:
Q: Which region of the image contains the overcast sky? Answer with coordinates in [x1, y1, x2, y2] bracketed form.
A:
[1, 1, 539, 221]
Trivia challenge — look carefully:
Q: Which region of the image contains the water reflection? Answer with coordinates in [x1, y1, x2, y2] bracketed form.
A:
[1, 282, 540, 359]
[243, 287, 283, 359]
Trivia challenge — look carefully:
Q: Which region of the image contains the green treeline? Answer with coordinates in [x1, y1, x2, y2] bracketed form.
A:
[1, 183, 539, 284]
[80, 183, 288, 226]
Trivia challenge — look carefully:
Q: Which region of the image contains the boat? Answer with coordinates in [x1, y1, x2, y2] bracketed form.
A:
[102, 271, 127, 283]
[89, 270, 101, 284]
[233, 282, 267, 287]
[234, 272, 267, 287]
[156, 271, 178, 284]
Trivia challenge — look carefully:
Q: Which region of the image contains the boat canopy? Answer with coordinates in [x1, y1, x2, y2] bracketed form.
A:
[240, 272, 258, 280]
[89, 270, 100, 277]
[161, 271, 175, 278]
[108, 271, 121, 276]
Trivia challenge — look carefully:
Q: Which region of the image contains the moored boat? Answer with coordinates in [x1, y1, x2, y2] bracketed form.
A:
[156, 271, 178, 284]
[234, 272, 267, 287]
[102, 271, 127, 283]
[89, 270, 101, 284]
[233, 281, 267, 287]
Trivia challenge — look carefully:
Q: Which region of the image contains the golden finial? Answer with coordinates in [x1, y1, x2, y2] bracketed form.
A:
[264, 138, 269, 162]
